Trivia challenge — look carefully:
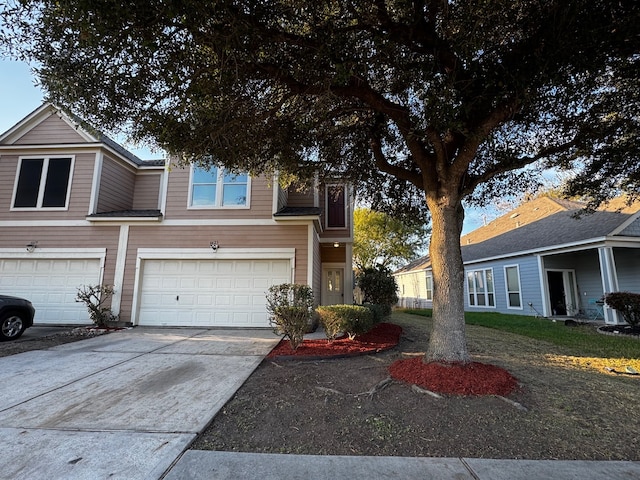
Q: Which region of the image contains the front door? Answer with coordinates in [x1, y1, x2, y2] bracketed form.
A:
[323, 268, 344, 305]
[546, 270, 578, 316]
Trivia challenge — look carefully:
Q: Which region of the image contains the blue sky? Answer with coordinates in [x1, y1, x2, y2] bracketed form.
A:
[1, 57, 491, 233]
[0, 58, 157, 159]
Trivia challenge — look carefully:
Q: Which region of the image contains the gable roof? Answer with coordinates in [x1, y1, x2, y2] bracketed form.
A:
[0, 103, 163, 167]
[395, 196, 640, 274]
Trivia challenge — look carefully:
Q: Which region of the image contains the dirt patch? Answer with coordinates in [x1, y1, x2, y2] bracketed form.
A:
[193, 312, 640, 460]
[0, 327, 113, 358]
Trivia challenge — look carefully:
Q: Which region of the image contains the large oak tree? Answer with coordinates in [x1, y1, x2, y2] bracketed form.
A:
[2, 1, 638, 363]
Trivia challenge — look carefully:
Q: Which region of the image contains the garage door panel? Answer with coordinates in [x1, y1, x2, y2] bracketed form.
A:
[0, 258, 101, 325]
[138, 258, 291, 327]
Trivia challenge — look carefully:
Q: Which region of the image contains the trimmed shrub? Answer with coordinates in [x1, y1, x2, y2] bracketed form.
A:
[266, 284, 315, 350]
[356, 267, 398, 315]
[604, 292, 640, 327]
[76, 284, 119, 327]
[317, 304, 375, 340]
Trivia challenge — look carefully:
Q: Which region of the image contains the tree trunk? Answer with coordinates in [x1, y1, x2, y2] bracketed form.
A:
[424, 196, 470, 364]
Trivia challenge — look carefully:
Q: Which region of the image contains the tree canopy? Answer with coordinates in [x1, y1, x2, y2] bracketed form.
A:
[353, 208, 428, 271]
[2, 0, 638, 362]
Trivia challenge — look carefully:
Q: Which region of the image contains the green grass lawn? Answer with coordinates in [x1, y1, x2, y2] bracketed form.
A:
[400, 308, 640, 359]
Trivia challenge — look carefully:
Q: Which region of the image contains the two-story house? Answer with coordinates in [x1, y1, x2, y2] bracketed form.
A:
[0, 103, 353, 327]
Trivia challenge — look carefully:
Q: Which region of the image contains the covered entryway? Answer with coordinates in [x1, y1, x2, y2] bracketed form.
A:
[546, 269, 579, 316]
[0, 256, 102, 324]
[136, 257, 291, 327]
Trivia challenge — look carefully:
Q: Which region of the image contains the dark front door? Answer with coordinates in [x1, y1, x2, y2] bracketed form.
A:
[547, 271, 567, 315]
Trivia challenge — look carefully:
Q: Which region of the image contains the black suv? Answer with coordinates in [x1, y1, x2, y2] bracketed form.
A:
[0, 295, 36, 341]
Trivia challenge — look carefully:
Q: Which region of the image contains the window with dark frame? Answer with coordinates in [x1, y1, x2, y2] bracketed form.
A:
[326, 184, 346, 228]
[13, 157, 72, 208]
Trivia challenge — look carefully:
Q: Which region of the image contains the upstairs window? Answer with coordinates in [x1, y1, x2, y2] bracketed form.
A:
[189, 166, 249, 208]
[12, 157, 73, 209]
[326, 184, 346, 228]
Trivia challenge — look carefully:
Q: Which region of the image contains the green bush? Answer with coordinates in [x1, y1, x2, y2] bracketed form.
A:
[266, 284, 315, 350]
[363, 303, 385, 323]
[356, 267, 398, 313]
[76, 284, 119, 327]
[604, 292, 640, 327]
[317, 304, 374, 340]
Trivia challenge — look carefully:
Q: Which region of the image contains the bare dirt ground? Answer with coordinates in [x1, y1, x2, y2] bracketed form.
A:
[4, 314, 638, 460]
[193, 312, 640, 460]
[0, 327, 107, 358]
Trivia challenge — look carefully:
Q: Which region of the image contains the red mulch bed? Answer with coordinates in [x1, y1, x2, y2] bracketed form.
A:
[389, 357, 519, 396]
[267, 322, 403, 359]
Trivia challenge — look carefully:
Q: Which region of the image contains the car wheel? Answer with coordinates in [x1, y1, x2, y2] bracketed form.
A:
[0, 311, 27, 341]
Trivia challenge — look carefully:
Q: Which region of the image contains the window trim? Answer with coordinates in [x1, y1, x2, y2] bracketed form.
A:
[325, 183, 347, 229]
[466, 267, 496, 308]
[425, 272, 433, 301]
[11, 155, 75, 211]
[504, 264, 524, 310]
[187, 165, 251, 209]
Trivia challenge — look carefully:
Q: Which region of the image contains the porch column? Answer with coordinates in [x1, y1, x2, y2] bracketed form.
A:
[598, 247, 620, 324]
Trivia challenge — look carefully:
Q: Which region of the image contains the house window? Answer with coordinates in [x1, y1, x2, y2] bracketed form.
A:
[189, 166, 249, 208]
[467, 268, 495, 307]
[425, 273, 433, 301]
[505, 265, 522, 309]
[12, 157, 73, 209]
[326, 184, 346, 228]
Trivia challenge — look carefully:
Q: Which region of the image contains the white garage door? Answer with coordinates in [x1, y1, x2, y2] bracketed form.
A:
[0, 257, 102, 324]
[137, 258, 291, 327]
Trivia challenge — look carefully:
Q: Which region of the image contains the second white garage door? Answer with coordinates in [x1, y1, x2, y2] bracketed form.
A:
[137, 258, 291, 327]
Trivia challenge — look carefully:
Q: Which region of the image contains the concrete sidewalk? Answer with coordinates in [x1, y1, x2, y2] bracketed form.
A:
[0, 327, 279, 480]
[165, 451, 640, 480]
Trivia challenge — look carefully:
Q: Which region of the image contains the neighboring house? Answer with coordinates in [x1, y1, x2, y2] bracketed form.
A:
[394, 196, 640, 325]
[0, 103, 353, 327]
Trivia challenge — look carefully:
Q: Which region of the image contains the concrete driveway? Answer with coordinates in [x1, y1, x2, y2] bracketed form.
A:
[0, 327, 279, 480]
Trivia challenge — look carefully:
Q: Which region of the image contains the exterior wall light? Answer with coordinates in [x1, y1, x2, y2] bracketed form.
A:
[26, 241, 38, 253]
[210, 241, 219, 252]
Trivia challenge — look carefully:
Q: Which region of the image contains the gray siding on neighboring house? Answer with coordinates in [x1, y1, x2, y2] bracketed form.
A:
[465, 256, 544, 316]
[98, 156, 135, 212]
[618, 217, 640, 236]
[13, 113, 86, 145]
[133, 173, 161, 210]
[614, 248, 640, 292]
[543, 250, 603, 310]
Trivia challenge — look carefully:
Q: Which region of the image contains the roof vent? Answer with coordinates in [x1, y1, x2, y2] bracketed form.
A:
[510, 213, 520, 218]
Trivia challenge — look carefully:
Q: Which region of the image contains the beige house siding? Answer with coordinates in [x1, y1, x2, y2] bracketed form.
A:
[0, 154, 20, 219]
[0, 152, 96, 220]
[164, 167, 274, 219]
[313, 232, 322, 303]
[119, 224, 310, 321]
[97, 155, 136, 212]
[0, 225, 120, 284]
[287, 187, 315, 207]
[13, 113, 86, 145]
[133, 173, 162, 210]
